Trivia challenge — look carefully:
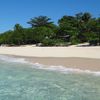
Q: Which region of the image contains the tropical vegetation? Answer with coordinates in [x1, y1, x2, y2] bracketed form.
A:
[0, 12, 100, 46]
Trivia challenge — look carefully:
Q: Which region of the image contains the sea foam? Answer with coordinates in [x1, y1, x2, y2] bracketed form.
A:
[0, 55, 27, 63]
[0, 55, 100, 76]
[32, 63, 100, 76]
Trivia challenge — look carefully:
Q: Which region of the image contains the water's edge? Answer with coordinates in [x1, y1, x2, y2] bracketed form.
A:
[0, 55, 100, 76]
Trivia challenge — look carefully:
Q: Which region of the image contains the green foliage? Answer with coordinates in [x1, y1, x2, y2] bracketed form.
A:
[89, 39, 99, 46]
[27, 16, 53, 28]
[70, 36, 80, 45]
[32, 27, 54, 43]
[42, 39, 66, 46]
[0, 13, 100, 46]
[42, 39, 56, 46]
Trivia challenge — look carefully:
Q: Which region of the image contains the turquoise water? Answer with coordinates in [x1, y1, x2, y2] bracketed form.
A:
[0, 56, 100, 100]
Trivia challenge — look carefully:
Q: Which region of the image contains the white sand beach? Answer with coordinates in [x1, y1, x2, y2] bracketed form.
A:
[0, 46, 100, 58]
[0, 46, 100, 71]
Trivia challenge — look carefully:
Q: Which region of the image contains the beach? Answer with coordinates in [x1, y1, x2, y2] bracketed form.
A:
[0, 46, 100, 100]
[0, 46, 100, 71]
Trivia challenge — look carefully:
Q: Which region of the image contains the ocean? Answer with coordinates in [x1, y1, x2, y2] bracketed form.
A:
[0, 55, 100, 100]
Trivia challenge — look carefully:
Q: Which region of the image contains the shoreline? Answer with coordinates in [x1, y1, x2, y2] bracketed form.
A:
[3, 54, 100, 71]
[19, 56, 100, 71]
[0, 46, 100, 71]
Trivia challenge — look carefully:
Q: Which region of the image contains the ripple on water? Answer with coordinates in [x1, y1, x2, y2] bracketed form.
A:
[0, 55, 100, 100]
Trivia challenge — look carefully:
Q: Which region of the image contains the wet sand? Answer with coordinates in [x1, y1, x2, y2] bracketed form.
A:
[0, 46, 100, 71]
[6, 55, 100, 71]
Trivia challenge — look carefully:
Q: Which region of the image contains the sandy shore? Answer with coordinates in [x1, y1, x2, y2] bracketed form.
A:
[0, 46, 100, 58]
[19, 56, 99, 71]
[0, 46, 100, 71]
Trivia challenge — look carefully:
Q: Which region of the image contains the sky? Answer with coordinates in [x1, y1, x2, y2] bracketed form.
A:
[0, 0, 100, 33]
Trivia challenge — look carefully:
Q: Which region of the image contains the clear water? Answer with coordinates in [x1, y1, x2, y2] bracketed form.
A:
[0, 56, 100, 100]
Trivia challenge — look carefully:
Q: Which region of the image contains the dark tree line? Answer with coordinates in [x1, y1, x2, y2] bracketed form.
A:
[0, 12, 100, 46]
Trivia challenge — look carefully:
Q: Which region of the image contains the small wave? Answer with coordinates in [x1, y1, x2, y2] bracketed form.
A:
[0, 55, 100, 76]
[32, 63, 100, 76]
[0, 55, 27, 63]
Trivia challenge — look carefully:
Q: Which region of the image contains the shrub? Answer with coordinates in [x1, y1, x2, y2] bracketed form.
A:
[89, 39, 98, 46]
[42, 39, 66, 46]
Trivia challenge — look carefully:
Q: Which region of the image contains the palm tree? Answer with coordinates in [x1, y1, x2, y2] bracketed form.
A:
[75, 12, 92, 42]
[27, 16, 53, 28]
[14, 24, 23, 31]
[82, 12, 91, 23]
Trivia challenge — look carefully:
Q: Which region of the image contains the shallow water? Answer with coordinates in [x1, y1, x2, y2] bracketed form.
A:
[0, 56, 100, 100]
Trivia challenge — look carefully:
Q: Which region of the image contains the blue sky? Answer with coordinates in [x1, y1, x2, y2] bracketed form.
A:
[0, 0, 100, 33]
